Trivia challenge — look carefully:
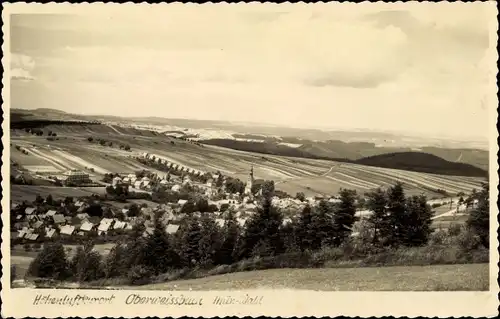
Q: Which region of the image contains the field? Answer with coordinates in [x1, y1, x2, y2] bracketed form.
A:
[11, 185, 107, 202]
[10, 125, 486, 199]
[10, 246, 488, 291]
[11, 243, 116, 280]
[128, 264, 489, 291]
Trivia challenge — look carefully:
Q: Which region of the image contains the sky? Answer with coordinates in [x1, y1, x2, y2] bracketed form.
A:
[8, 3, 497, 140]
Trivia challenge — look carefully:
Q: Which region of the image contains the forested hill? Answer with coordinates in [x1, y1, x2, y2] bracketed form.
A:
[354, 152, 488, 177]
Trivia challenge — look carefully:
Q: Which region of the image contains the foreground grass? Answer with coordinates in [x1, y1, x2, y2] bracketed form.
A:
[126, 264, 489, 291]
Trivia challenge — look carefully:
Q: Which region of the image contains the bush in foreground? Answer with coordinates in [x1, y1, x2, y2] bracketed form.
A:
[27, 242, 69, 280]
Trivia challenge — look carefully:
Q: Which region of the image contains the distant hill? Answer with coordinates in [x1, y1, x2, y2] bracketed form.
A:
[10, 108, 489, 176]
[201, 139, 487, 177]
[354, 152, 488, 177]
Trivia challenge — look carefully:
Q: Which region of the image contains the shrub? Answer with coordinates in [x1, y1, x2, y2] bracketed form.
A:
[457, 230, 482, 252]
[71, 244, 105, 282]
[447, 224, 463, 237]
[429, 230, 448, 246]
[127, 265, 153, 285]
[23, 243, 31, 251]
[27, 242, 69, 280]
[33, 243, 42, 250]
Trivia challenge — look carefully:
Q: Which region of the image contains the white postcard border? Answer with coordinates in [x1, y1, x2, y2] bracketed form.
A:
[1, 2, 499, 318]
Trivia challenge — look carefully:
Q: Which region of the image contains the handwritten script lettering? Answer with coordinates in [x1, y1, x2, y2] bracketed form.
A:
[213, 294, 264, 306]
[33, 294, 116, 306]
[125, 294, 203, 306]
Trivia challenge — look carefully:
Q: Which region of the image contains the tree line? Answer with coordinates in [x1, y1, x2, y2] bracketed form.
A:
[25, 182, 489, 285]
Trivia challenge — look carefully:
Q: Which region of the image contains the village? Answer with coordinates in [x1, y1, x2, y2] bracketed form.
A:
[11, 152, 345, 246]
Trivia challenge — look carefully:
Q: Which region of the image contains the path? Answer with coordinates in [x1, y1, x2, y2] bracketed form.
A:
[431, 204, 467, 220]
[107, 124, 125, 135]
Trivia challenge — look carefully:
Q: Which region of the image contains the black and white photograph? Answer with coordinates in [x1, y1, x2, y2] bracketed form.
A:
[1, 2, 498, 318]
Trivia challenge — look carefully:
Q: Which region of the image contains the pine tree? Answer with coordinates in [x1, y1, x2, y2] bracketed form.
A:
[332, 189, 358, 246]
[143, 221, 180, 274]
[218, 210, 241, 264]
[386, 183, 407, 246]
[71, 241, 104, 282]
[295, 205, 316, 251]
[177, 216, 203, 267]
[366, 188, 389, 245]
[467, 182, 489, 248]
[237, 197, 284, 259]
[402, 195, 433, 246]
[198, 213, 223, 268]
[104, 243, 129, 278]
[311, 200, 336, 248]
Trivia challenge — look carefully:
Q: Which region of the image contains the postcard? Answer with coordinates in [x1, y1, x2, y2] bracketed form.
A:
[1, 2, 499, 317]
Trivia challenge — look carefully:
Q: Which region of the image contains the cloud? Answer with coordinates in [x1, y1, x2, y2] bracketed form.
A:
[305, 71, 397, 89]
[10, 53, 36, 81]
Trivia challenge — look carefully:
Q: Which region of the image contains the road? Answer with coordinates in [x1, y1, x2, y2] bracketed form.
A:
[431, 204, 467, 220]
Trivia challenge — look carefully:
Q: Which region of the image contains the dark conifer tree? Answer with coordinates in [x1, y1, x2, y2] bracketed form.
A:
[366, 188, 389, 245]
[402, 195, 433, 246]
[143, 221, 180, 274]
[332, 189, 358, 246]
[295, 204, 316, 251]
[198, 213, 223, 268]
[467, 182, 489, 248]
[218, 210, 241, 264]
[386, 182, 407, 246]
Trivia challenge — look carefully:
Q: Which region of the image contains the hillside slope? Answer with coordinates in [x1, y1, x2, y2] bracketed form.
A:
[355, 152, 487, 177]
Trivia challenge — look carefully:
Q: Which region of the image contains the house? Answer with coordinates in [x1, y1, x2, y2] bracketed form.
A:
[122, 208, 129, 216]
[77, 204, 89, 213]
[45, 210, 57, 217]
[76, 213, 90, 220]
[178, 199, 188, 206]
[64, 169, 91, 186]
[134, 181, 142, 189]
[17, 227, 32, 239]
[75, 201, 85, 207]
[112, 176, 123, 186]
[27, 215, 39, 222]
[32, 220, 44, 229]
[25, 207, 36, 215]
[166, 224, 180, 234]
[98, 219, 113, 235]
[27, 233, 40, 241]
[80, 221, 95, 232]
[112, 220, 127, 230]
[60, 225, 75, 236]
[14, 222, 29, 230]
[52, 214, 66, 224]
[45, 228, 57, 238]
[16, 214, 23, 221]
[171, 184, 181, 192]
[101, 218, 114, 225]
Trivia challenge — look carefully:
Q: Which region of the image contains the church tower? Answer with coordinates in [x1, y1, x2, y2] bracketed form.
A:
[244, 165, 254, 195]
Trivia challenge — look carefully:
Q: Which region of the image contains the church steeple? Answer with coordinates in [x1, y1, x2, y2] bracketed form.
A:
[244, 165, 254, 195]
